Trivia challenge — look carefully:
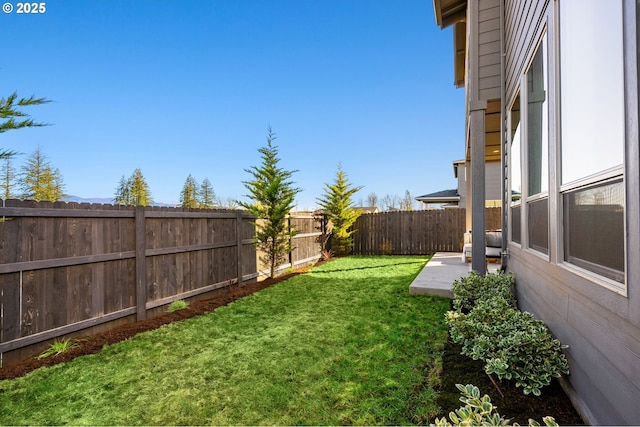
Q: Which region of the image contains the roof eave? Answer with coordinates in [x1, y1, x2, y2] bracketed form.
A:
[433, 0, 467, 29]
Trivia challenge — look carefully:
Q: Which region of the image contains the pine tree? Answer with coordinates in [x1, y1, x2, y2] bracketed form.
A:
[199, 177, 216, 208]
[316, 164, 363, 255]
[1, 92, 51, 159]
[1, 157, 16, 199]
[113, 169, 152, 206]
[114, 175, 131, 205]
[19, 148, 65, 202]
[129, 168, 152, 206]
[180, 174, 199, 208]
[239, 127, 301, 278]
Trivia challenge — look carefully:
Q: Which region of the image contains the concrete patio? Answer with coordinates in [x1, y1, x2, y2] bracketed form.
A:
[409, 252, 501, 298]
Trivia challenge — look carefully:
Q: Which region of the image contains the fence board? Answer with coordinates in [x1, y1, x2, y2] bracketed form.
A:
[0, 204, 331, 363]
[352, 208, 501, 255]
[0, 201, 265, 361]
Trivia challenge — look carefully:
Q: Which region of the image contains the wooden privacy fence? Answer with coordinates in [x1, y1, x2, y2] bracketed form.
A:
[0, 200, 325, 364]
[352, 208, 502, 255]
[255, 214, 327, 277]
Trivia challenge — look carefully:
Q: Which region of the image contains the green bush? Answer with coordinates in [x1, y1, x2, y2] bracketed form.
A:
[451, 271, 516, 312]
[430, 384, 559, 426]
[446, 273, 570, 396]
[167, 299, 189, 313]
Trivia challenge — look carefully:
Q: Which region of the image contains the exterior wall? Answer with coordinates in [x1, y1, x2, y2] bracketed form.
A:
[456, 161, 500, 224]
[456, 162, 467, 208]
[485, 160, 501, 202]
[477, 0, 501, 100]
[508, 250, 640, 425]
[504, 0, 640, 424]
[504, 0, 548, 105]
[466, 0, 501, 102]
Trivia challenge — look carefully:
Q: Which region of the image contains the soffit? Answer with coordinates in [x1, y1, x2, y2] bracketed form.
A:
[433, 0, 468, 29]
[466, 99, 502, 162]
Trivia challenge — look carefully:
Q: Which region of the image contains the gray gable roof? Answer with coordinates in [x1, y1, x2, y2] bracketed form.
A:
[415, 189, 459, 201]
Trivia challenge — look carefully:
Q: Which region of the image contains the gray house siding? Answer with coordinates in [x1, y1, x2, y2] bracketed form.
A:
[476, 0, 501, 100]
[485, 161, 501, 202]
[455, 161, 501, 208]
[504, 0, 640, 424]
[509, 252, 640, 425]
[504, 0, 547, 104]
[468, 0, 500, 100]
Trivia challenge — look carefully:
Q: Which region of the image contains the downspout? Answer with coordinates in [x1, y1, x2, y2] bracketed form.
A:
[500, 0, 508, 269]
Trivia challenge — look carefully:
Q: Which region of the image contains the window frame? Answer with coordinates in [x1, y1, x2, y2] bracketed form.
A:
[522, 31, 550, 258]
[507, 91, 522, 246]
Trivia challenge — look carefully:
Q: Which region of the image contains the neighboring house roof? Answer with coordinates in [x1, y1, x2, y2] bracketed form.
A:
[354, 206, 380, 214]
[415, 189, 459, 204]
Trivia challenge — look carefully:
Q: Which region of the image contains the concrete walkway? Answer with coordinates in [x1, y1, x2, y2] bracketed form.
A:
[409, 252, 501, 298]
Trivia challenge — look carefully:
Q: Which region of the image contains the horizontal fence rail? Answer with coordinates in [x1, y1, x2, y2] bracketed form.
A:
[0, 200, 326, 364]
[0, 200, 261, 360]
[352, 208, 501, 255]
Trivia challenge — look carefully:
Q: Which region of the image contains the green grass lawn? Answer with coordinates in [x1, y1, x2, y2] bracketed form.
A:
[0, 255, 450, 426]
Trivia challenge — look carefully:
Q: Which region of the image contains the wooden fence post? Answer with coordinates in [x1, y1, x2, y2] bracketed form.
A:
[135, 206, 147, 320]
[288, 216, 293, 267]
[236, 210, 243, 286]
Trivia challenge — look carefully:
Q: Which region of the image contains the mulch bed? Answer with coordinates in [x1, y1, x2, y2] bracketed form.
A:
[436, 339, 584, 425]
[0, 265, 314, 381]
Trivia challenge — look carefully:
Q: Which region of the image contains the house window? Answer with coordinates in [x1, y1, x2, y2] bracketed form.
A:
[528, 198, 548, 254]
[509, 93, 521, 244]
[563, 178, 624, 283]
[559, 0, 625, 286]
[525, 34, 549, 254]
[559, 0, 624, 185]
[511, 204, 521, 244]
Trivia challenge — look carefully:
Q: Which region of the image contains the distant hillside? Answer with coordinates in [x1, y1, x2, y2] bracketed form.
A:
[63, 196, 114, 204]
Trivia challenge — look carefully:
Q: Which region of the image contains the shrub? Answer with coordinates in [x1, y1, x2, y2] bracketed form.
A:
[430, 384, 559, 426]
[167, 299, 189, 313]
[446, 273, 570, 396]
[320, 249, 335, 261]
[451, 271, 516, 312]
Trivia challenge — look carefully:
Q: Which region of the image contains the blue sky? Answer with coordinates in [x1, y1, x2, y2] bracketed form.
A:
[1, 0, 464, 209]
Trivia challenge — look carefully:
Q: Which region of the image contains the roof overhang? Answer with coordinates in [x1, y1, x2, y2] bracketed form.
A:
[433, 0, 467, 88]
[416, 189, 460, 204]
[416, 197, 460, 203]
[465, 99, 502, 162]
[433, 0, 467, 29]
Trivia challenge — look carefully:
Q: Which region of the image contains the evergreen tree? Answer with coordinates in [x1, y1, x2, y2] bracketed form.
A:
[199, 177, 216, 208]
[316, 164, 363, 255]
[239, 127, 301, 278]
[19, 148, 65, 202]
[113, 175, 131, 205]
[180, 174, 199, 208]
[1, 157, 16, 199]
[1, 92, 51, 159]
[129, 168, 152, 206]
[113, 169, 152, 206]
